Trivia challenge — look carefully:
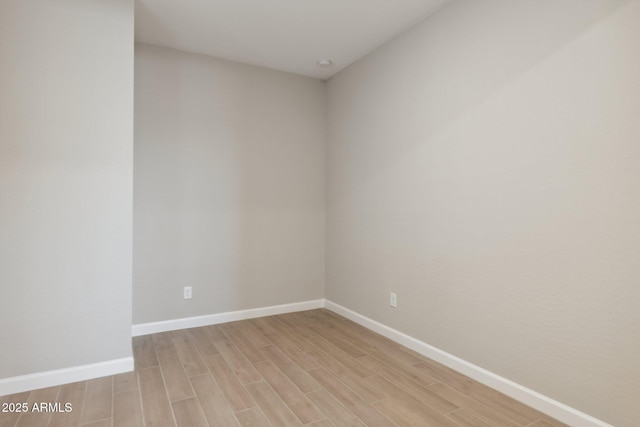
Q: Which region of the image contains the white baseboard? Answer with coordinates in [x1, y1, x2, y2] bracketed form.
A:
[324, 300, 611, 427]
[132, 299, 325, 337]
[7, 299, 607, 426]
[0, 357, 133, 397]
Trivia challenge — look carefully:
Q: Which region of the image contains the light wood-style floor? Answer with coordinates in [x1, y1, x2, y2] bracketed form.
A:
[1, 309, 568, 427]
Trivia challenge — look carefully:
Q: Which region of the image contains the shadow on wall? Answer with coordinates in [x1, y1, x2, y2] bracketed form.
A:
[329, 0, 632, 192]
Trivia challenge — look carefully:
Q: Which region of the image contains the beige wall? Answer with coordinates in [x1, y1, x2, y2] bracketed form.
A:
[3, 1, 638, 423]
[133, 44, 325, 324]
[0, 0, 134, 378]
[326, 0, 640, 425]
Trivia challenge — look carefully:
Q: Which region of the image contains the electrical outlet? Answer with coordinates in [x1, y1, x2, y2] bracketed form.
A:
[184, 286, 192, 299]
[390, 292, 397, 308]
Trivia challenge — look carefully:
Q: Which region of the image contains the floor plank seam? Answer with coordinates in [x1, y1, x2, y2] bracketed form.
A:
[2, 309, 571, 427]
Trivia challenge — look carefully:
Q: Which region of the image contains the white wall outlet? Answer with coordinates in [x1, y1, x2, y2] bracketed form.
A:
[390, 292, 397, 308]
[183, 286, 192, 299]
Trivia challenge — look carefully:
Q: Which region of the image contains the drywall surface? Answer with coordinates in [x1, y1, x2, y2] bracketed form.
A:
[326, 0, 640, 425]
[0, 0, 134, 378]
[134, 44, 325, 323]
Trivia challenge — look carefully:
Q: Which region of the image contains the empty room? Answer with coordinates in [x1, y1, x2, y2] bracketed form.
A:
[1, 0, 638, 426]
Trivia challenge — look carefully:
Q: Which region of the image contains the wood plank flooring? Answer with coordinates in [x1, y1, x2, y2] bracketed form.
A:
[0, 309, 568, 427]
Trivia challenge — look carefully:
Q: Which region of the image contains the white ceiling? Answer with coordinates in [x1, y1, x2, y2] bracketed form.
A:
[135, 0, 449, 79]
